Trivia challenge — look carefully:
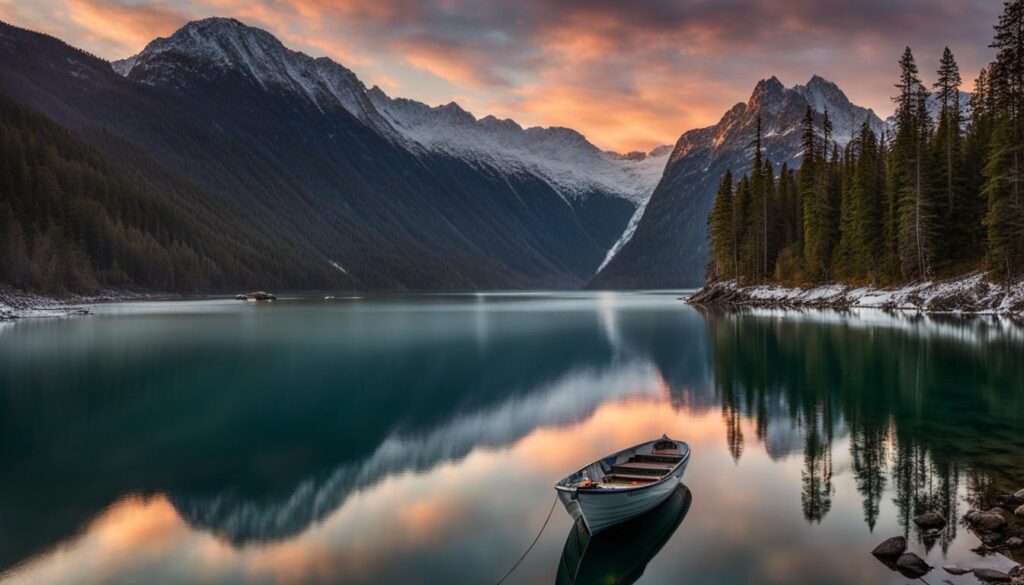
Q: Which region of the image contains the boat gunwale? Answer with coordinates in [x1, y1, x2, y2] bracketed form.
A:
[554, 437, 690, 496]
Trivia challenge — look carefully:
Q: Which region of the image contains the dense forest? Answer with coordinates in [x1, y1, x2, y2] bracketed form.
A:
[0, 94, 343, 294]
[707, 0, 1024, 285]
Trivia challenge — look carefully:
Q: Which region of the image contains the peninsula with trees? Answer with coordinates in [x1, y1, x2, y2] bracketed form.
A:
[690, 1, 1024, 315]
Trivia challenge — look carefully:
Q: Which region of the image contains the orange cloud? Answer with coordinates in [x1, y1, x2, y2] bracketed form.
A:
[398, 40, 509, 88]
[63, 0, 186, 52]
[3, 0, 1002, 152]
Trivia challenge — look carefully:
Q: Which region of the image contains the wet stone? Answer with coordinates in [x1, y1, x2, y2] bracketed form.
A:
[914, 511, 947, 530]
[943, 565, 971, 575]
[871, 536, 907, 558]
[974, 568, 1012, 582]
[895, 552, 932, 578]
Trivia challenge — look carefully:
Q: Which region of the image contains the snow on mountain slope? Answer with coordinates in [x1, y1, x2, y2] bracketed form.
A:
[112, 18, 669, 204]
[793, 75, 885, 143]
[368, 87, 670, 202]
[112, 18, 397, 136]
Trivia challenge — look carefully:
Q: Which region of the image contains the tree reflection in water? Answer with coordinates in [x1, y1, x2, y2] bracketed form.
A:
[703, 309, 1024, 549]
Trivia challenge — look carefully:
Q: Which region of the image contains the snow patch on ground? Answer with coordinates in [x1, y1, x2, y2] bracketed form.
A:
[689, 273, 1024, 316]
[0, 286, 169, 320]
[0, 288, 89, 320]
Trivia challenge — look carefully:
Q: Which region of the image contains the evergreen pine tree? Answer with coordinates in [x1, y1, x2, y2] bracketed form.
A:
[892, 48, 935, 279]
[744, 116, 767, 281]
[734, 174, 752, 282]
[708, 170, 736, 280]
[983, 0, 1024, 278]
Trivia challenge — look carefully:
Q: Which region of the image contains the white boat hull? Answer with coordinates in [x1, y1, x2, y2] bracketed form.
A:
[558, 459, 688, 535]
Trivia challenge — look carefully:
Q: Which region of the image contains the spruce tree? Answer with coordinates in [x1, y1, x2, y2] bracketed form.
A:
[983, 0, 1024, 278]
[891, 48, 935, 280]
[708, 170, 736, 280]
[745, 116, 767, 281]
[800, 106, 831, 280]
[932, 47, 967, 267]
[963, 67, 994, 261]
[733, 174, 752, 283]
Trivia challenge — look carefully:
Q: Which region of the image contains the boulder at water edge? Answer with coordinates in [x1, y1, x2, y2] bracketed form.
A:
[973, 568, 1011, 582]
[914, 512, 947, 530]
[895, 552, 931, 578]
[871, 536, 907, 558]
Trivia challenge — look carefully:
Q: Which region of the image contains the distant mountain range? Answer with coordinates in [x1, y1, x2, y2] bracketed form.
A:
[0, 16, 899, 293]
[0, 17, 667, 292]
[590, 75, 885, 289]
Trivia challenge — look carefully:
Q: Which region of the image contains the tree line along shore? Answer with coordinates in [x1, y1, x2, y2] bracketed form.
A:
[702, 1, 1024, 300]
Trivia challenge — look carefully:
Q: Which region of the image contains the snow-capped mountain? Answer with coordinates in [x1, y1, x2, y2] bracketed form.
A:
[113, 18, 394, 133]
[368, 87, 669, 202]
[591, 76, 886, 289]
[794, 75, 886, 144]
[0, 16, 676, 289]
[2, 17, 671, 290]
[113, 18, 668, 206]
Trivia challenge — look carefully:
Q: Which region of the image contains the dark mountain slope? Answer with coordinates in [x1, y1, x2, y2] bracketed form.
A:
[0, 93, 344, 293]
[591, 76, 884, 289]
[0, 19, 642, 292]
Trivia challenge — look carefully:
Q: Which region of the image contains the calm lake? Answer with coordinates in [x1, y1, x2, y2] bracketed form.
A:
[1, 292, 1023, 585]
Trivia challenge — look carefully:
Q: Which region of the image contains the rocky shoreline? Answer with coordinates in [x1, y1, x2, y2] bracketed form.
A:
[688, 273, 1024, 316]
[0, 285, 168, 321]
[871, 488, 1024, 583]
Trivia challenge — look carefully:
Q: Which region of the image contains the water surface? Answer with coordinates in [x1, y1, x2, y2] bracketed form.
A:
[1, 292, 1023, 584]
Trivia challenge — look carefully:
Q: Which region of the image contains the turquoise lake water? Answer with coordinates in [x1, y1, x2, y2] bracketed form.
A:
[1, 292, 1022, 584]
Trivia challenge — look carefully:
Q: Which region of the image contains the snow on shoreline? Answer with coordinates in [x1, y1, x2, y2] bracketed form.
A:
[0, 287, 167, 320]
[688, 273, 1024, 316]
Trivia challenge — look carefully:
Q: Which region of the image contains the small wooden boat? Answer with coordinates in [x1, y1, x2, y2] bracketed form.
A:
[557, 484, 692, 585]
[236, 291, 276, 302]
[555, 435, 690, 535]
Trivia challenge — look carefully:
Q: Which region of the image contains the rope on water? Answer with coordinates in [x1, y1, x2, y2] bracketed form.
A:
[494, 493, 559, 585]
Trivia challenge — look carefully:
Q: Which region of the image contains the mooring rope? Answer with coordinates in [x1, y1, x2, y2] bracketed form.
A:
[494, 493, 559, 585]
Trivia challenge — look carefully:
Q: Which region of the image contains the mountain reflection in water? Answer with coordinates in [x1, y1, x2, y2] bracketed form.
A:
[0, 293, 1022, 585]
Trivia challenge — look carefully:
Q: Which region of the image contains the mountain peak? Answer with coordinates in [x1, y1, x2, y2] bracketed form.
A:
[177, 17, 249, 34]
[746, 76, 790, 118]
[806, 74, 834, 87]
[750, 76, 785, 98]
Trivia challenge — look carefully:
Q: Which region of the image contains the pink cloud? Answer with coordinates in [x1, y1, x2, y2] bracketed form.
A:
[2, 0, 1003, 152]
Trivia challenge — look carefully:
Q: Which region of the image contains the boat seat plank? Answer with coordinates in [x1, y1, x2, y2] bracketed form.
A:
[632, 454, 684, 464]
[619, 461, 676, 470]
[610, 464, 672, 477]
[603, 473, 660, 483]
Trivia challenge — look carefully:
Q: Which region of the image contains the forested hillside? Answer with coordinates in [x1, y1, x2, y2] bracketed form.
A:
[707, 1, 1024, 285]
[0, 18, 651, 296]
[0, 94, 342, 293]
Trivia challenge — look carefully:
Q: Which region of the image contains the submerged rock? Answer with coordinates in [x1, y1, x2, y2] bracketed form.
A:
[914, 512, 947, 530]
[982, 532, 1005, 546]
[1006, 537, 1024, 548]
[943, 564, 972, 575]
[1014, 489, 1024, 500]
[974, 568, 1012, 582]
[895, 552, 932, 577]
[1015, 504, 1024, 518]
[969, 511, 1009, 532]
[872, 536, 907, 558]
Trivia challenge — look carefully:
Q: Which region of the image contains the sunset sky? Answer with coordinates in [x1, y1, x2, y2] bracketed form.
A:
[0, 0, 1003, 152]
